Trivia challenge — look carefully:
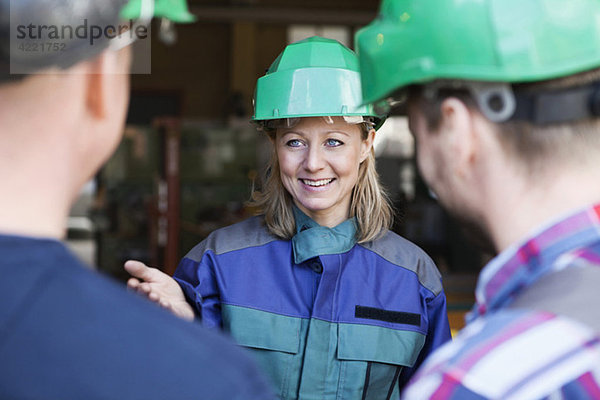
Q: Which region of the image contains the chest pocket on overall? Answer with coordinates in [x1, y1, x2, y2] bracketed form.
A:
[221, 304, 301, 397]
[336, 323, 426, 400]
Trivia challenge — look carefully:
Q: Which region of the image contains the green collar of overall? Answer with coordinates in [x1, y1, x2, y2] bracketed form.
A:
[291, 205, 358, 264]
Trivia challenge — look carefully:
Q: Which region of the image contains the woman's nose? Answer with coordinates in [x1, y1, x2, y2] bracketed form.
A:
[303, 145, 325, 172]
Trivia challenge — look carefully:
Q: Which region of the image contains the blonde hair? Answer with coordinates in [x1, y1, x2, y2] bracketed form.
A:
[248, 124, 393, 243]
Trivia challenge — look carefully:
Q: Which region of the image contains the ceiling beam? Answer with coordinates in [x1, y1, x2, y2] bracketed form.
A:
[189, 6, 377, 25]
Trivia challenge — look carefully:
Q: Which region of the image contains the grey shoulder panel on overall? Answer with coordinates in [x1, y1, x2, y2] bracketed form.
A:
[509, 265, 600, 333]
[359, 230, 444, 296]
[184, 216, 280, 262]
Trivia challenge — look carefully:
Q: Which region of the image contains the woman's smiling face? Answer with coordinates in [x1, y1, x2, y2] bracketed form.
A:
[275, 117, 374, 227]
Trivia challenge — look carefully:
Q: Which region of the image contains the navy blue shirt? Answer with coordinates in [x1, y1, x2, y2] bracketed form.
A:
[0, 234, 275, 400]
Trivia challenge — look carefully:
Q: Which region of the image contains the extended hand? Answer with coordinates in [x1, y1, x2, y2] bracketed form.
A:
[124, 260, 195, 322]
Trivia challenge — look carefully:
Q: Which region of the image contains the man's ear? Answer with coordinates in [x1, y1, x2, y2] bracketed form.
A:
[439, 97, 478, 175]
[360, 128, 376, 163]
[85, 51, 113, 120]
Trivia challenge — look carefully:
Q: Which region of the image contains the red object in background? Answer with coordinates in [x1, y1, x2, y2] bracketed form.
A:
[154, 117, 181, 276]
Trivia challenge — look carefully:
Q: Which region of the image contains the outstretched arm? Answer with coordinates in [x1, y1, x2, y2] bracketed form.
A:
[124, 260, 195, 322]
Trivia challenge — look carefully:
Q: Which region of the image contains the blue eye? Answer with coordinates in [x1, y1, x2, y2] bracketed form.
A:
[326, 138, 343, 147]
[286, 139, 303, 147]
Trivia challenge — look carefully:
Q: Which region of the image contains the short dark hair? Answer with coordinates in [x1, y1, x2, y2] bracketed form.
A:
[410, 68, 600, 175]
[0, 0, 127, 82]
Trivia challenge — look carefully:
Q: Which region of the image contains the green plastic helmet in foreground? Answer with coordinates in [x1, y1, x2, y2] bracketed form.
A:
[356, 0, 600, 105]
[253, 36, 385, 129]
[121, 0, 196, 23]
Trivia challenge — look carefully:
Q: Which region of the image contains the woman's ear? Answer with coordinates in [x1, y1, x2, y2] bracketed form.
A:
[360, 128, 376, 163]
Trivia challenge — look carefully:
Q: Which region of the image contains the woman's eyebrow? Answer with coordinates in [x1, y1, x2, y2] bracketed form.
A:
[325, 130, 352, 137]
[279, 130, 304, 138]
[279, 129, 352, 139]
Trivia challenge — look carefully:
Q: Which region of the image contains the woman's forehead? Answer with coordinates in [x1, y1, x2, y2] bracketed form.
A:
[277, 117, 362, 135]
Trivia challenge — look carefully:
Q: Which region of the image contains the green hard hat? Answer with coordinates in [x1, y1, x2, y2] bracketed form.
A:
[356, 0, 600, 105]
[253, 36, 385, 128]
[121, 0, 196, 23]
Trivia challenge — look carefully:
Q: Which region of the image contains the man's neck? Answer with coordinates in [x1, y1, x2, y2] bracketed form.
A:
[0, 205, 68, 239]
[488, 168, 600, 252]
[0, 159, 73, 239]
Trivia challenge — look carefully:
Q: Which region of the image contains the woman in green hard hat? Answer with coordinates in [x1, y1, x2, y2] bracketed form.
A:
[125, 36, 451, 399]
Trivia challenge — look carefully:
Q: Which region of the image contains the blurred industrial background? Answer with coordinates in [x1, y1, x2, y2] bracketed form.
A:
[65, 0, 490, 333]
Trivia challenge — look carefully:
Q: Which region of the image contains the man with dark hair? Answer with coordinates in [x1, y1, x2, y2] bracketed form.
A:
[0, 1, 274, 398]
[357, 0, 600, 398]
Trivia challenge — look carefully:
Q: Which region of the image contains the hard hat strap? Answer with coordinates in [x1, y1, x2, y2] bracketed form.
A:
[510, 81, 600, 125]
[417, 79, 600, 125]
[422, 81, 516, 123]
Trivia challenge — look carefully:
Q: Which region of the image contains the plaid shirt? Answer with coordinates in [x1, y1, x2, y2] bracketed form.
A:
[403, 204, 600, 399]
